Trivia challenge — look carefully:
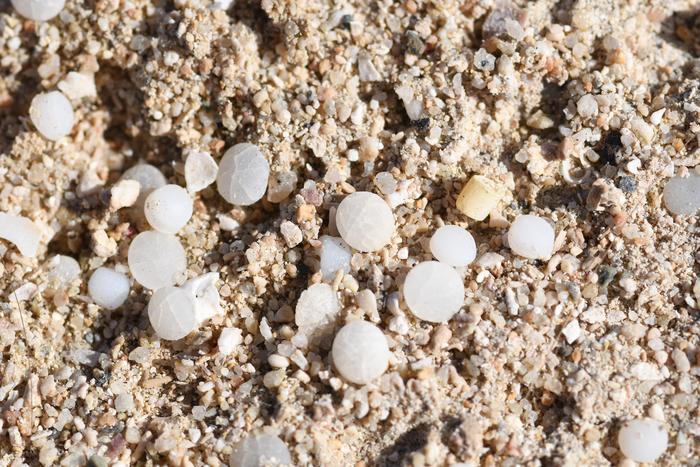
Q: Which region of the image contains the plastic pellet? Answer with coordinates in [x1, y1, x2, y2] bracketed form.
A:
[332, 320, 389, 384]
[456, 175, 505, 221]
[404, 261, 464, 322]
[127, 231, 187, 290]
[429, 225, 477, 267]
[335, 191, 394, 252]
[229, 434, 291, 467]
[144, 184, 193, 234]
[29, 91, 74, 141]
[88, 267, 130, 310]
[507, 215, 555, 260]
[618, 418, 668, 463]
[217, 143, 270, 205]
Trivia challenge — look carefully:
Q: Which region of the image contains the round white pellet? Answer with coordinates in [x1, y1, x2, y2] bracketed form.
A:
[295, 283, 341, 337]
[618, 418, 668, 463]
[121, 164, 167, 209]
[46, 255, 80, 289]
[88, 267, 130, 310]
[663, 170, 700, 215]
[316, 235, 351, 281]
[127, 231, 187, 290]
[147, 286, 196, 340]
[335, 191, 394, 252]
[404, 261, 464, 322]
[217, 143, 270, 205]
[144, 184, 193, 234]
[429, 225, 477, 267]
[29, 91, 74, 141]
[11, 0, 65, 21]
[332, 320, 389, 385]
[507, 215, 555, 260]
[229, 434, 291, 467]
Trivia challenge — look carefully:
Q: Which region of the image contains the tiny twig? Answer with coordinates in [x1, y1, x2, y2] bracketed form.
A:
[14, 289, 34, 435]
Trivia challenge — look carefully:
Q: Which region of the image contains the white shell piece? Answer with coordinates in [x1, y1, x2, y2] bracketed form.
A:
[180, 272, 223, 325]
[0, 212, 42, 257]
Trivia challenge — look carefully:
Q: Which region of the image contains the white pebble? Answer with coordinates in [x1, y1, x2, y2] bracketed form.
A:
[128, 231, 187, 290]
[429, 225, 477, 267]
[29, 91, 74, 141]
[217, 143, 270, 205]
[11, 0, 65, 21]
[663, 170, 700, 215]
[88, 267, 130, 310]
[109, 179, 140, 210]
[185, 151, 218, 193]
[121, 164, 167, 210]
[332, 320, 389, 384]
[295, 283, 341, 336]
[0, 212, 42, 257]
[148, 286, 196, 340]
[114, 393, 134, 412]
[180, 272, 223, 325]
[46, 255, 80, 290]
[508, 215, 555, 260]
[230, 434, 291, 467]
[618, 418, 668, 463]
[576, 94, 598, 118]
[144, 184, 193, 234]
[404, 261, 464, 322]
[316, 235, 351, 281]
[57, 71, 97, 100]
[335, 191, 394, 252]
[218, 328, 243, 356]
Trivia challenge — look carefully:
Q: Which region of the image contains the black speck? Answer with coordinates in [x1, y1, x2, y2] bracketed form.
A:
[411, 118, 430, 131]
[94, 370, 111, 388]
[405, 30, 425, 55]
[340, 14, 353, 30]
[599, 132, 622, 165]
[302, 120, 315, 129]
[297, 263, 312, 278]
[101, 424, 124, 433]
[534, 259, 545, 268]
[598, 265, 619, 287]
[619, 176, 637, 193]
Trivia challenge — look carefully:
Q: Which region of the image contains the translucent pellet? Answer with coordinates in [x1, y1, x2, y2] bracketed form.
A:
[144, 184, 193, 234]
[147, 286, 196, 340]
[217, 143, 270, 205]
[429, 225, 477, 267]
[316, 235, 351, 281]
[507, 215, 555, 260]
[618, 418, 668, 463]
[663, 169, 700, 215]
[335, 191, 394, 252]
[127, 231, 187, 290]
[404, 261, 464, 322]
[88, 267, 130, 310]
[332, 320, 389, 384]
[29, 91, 74, 141]
[11, 0, 65, 21]
[229, 434, 291, 467]
[46, 255, 80, 290]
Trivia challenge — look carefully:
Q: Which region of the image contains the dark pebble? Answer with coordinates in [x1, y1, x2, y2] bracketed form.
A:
[406, 30, 425, 55]
[598, 265, 619, 287]
[619, 176, 636, 193]
[411, 118, 430, 131]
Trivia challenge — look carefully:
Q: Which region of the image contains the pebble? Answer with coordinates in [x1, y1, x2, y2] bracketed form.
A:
[404, 261, 465, 322]
[332, 320, 390, 384]
[429, 225, 477, 267]
[148, 286, 197, 340]
[316, 235, 352, 281]
[618, 418, 668, 463]
[267, 170, 297, 203]
[217, 143, 270, 205]
[295, 283, 341, 336]
[11, 0, 65, 21]
[229, 435, 291, 467]
[185, 151, 218, 193]
[335, 191, 395, 252]
[109, 179, 140, 210]
[29, 91, 74, 141]
[280, 221, 302, 248]
[218, 328, 242, 356]
[88, 267, 130, 310]
[114, 393, 134, 412]
[507, 215, 555, 260]
[663, 169, 700, 215]
[127, 231, 187, 290]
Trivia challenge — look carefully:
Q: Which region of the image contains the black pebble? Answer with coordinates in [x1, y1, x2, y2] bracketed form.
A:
[598, 265, 619, 287]
[340, 14, 353, 30]
[619, 176, 637, 193]
[411, 118, 430, 131]
[599, 132, 623, 165]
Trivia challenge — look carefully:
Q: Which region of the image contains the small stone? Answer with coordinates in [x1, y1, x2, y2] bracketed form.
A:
[405, 31, 425, 55]
[110, 179, 140, 210]
[474, 48, 496, 71]
[456, 175, 506, 221]
[128, 231, 187, 290]
[336, 192, 395, 252]
[672, 348, 691, 373]
[185, 151, 218, 193]
[332, 320, 390, 384]
[598, 265, 618, 287]
[57, 72, 97, 100]
[218, 328, 242, 356]
[374, 172, 398, 195]
[618, 419, 668, 463]
[114, 393, 134, 413]
[295, 283, 342, 336]
[87, 455, 109, 467]
[429, 225, 477, 267]
[267, 170, 297, 203]
[404, 261, 465, 322]
[663, 170, 700, 215]
[230, 435, 291, 467]
[355, 289, 380, 322]
[217, 143, 270, 205]
[316, 235, 352, 281]
[92, 229, 118, 258]
[358, 54, 382, 81]
[576, 94, 598, 118]
[507, 215, 555, 260]
[280, 221, 303, 248]
[358, 136, 380, 162]
[631, 117, 654, 144]
[561, 320, 581, 344]
[411, 118, 430, 131]
[619, 177, 637, 193]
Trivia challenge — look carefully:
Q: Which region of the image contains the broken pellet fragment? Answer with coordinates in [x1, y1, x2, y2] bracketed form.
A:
[456, 175, 506, 221]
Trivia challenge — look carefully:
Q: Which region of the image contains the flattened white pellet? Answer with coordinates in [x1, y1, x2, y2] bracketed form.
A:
[335, 192, 394, 252]
[332, 320, 389, 385]
[404, 261, 464, 322]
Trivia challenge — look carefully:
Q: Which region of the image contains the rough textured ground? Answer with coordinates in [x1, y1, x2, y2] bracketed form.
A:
[1, 0, 700, 466]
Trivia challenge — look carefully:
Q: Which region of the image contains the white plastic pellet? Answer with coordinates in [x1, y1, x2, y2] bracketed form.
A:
[185, 151, 218, 193]
[46, 255, 80, 290]
[147, 286, 196, 340]
[217, 143, 270, 205]
[88, 267, 130, 310]
[316, 235, 351, 281]
[121, 164, 167, 210]
[29, 91, 74, 141]
[507, 215, 555, 260]
[404, 261, 465, 322]
[127, 231, 187, 290]
[295, 283, 341, 336]
[429, 225, 477, 267]
[144, 184, 193, 234]
[11, 0, 65, 21]
[335, 191, 395, 252]
[0, 212, 42, 257]
[332, 320, 390, 385]
[229, 434, 291, 467]
[618, 418, 668, 463]
[663, 169, 700, 215]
